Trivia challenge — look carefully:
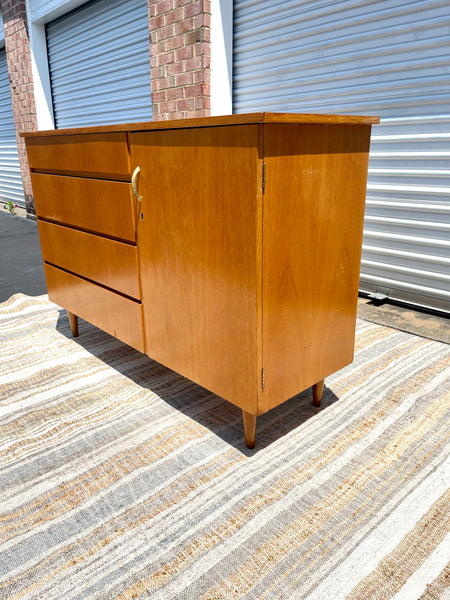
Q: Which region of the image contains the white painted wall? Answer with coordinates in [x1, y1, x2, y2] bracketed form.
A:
[27, 19, 55, 130]
[211, 0, 233, 116]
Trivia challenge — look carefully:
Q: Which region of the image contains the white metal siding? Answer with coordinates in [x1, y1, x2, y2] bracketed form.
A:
[234, 0, 450, 313]
[46, 0, 152, 128]
[0, 49, 25, 207]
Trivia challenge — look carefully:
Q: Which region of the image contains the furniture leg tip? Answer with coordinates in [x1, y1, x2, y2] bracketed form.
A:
[312, 379, 325, 407]
[242, 410, 257, 449]
[67, 311, 79, 338]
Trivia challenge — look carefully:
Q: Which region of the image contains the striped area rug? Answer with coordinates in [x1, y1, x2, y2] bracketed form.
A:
[0, 293, 449, 600]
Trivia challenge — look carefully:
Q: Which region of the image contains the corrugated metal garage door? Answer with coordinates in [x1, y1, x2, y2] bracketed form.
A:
[233, 0, 450, 314]
[46, 0, 152, 128]
[0, 49, 25, 207]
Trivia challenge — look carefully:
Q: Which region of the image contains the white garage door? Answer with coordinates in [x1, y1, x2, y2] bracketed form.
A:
[46, 0, 152, 128]
[233, 0, 450, 314]
[0, 48, 25, 207]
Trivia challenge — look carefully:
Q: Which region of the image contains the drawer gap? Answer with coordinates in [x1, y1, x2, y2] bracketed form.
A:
[30, 168, 131, 182]
[38, 217, 137, 246]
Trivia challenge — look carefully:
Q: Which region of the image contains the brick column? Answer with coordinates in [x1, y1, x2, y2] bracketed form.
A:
[148, 0, 211, 120]
[1, 0, 38, 215]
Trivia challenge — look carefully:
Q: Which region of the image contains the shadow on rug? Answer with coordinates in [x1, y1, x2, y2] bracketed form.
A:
[52, 309, 341, 453]
[1, 294, 449, 600]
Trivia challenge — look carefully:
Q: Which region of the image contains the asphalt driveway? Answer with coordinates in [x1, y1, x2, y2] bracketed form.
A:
[0, 211, 47, 302]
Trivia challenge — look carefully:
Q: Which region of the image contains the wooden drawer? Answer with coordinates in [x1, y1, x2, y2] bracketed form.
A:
[38, 221, 141, 299]
[25, 133, 130, 179]
[31, 173, 137, 242]
[44, 264, 144, 353]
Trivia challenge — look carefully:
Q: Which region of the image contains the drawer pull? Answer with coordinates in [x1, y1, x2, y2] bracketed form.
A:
[131, 166, 143, 201]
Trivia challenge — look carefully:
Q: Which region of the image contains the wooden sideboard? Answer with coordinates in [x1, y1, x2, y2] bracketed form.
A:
[23, 112, 379, 448]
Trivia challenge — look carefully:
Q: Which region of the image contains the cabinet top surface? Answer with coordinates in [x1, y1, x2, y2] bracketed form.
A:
[22, 112, 379, 138]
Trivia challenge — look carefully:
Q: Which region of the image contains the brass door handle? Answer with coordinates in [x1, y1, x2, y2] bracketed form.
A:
[131, 166, 143, 201]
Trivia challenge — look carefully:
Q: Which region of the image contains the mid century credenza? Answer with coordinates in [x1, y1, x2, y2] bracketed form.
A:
[23, 112, 379, 447]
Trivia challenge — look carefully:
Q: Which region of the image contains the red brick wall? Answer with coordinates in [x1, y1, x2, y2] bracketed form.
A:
[1, 0, 38, 215]
[148, 0, 211, 120]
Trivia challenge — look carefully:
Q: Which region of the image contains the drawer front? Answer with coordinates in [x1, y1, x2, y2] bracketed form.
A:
[31, 173, 137, 242]
[45, 264, 144, 353]
[39, 221, 141, 299]
[25, 133, 130, 179]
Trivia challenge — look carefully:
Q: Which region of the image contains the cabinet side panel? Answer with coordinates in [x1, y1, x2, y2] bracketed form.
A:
[131, 125, 260, 412]
[263, 123, 372, 410]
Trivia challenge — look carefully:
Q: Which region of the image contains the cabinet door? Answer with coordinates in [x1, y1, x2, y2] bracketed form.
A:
[130, 125, 262, 411]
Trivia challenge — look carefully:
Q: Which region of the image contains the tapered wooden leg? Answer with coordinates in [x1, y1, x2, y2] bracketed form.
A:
[312, 379, 325, 407]
[242, 410, 257, 449]
[67, 311, 79, 338]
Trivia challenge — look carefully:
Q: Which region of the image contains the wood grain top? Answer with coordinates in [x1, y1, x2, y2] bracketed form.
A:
[21, 112, 380, 138]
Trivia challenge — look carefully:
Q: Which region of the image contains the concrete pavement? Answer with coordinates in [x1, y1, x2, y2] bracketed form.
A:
[0, 210, 47, 302]
[358, 297, 449, 344]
